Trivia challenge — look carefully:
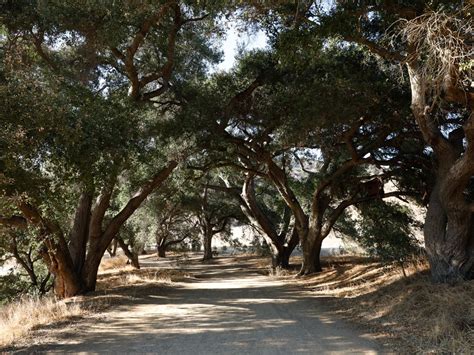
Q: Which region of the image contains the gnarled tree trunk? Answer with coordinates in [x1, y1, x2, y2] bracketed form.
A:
[298, 225, 323, 275]
[42, 237, 83, 298]
[408, 63, 474, 282]
[423, 167, 474, 281]
[240, 174, 299, 269]
[15, 162, 178, 297]
[423, 167, 474, 282]
[116, 236, 140, 269]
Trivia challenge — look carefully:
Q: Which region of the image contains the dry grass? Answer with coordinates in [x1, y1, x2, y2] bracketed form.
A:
[370, 277, 474, 353]
[0, 296, 86, 348]
[288, 256, 474, 353]
[98, 255, 129, 272]
[96, 267, 190, 290]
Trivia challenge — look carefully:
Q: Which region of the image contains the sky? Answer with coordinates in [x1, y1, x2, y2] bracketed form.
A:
[214, 24, 268, 72]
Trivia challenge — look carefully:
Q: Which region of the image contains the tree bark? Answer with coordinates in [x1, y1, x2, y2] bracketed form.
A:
[81, 238, 104, 292]
[270, 247, 293, 269]
[264, 227, 299, 270]
[202, 230, 213, 260]
[408, 63, 474, 282]
[68, 192, 92, 273]
[424, 174, 474, 282]
[298, 229, 323, 275]
[281, 226, 300, 268]
[42, 237, 83, 298]
[157, 245, 167, 258]
[116, 236, 140, 269]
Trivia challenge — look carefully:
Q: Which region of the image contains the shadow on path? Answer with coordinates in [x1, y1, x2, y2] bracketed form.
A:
[13, 256, 385, 354]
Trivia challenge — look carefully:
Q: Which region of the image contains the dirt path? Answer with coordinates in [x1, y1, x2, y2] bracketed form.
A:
[13, 256, 384, 354]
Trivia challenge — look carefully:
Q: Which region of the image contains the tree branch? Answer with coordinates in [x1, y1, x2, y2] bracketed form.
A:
[164, 235, 189, 248]
[345, 34, 406, 62]
[322, 190, 417, 238]
[101, 161, 178, 245]
[0, 215, 27, 229]
[89, 183, 115, 239]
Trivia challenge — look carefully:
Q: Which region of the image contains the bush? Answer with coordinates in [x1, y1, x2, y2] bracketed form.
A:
[347, 201, 422, 267]
[0, 266, 52, 305]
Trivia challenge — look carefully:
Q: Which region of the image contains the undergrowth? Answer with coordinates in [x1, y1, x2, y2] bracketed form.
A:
[0, 296, 86, 348]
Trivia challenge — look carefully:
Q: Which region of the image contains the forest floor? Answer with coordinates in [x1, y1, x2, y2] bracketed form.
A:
[2, 253, 473, 353]
[3, 254, 384, 354]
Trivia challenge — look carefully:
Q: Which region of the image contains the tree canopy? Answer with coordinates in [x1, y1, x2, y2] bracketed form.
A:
[1, 0, 472, 299]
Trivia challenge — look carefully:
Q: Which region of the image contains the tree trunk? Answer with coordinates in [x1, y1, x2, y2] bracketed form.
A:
[52, 269, 82, 298]
[298, 229, 323, 276]
[240, 173, 298, 270]
[116, 236, 140, 269]
[408, 63, 474, 282]
[267, 236, 297, 270]
[281, 226, 300, 269]
[79, 162, 178, 292]
[157, 245, 166, 258]
[424, 178, 474, 282]
[68, 193, 92, 274]
[156, 233, 168, 258]
[280, 246, 293, 268]
[14, 163, 177, 297]
[107, 239, 118, 257]
[270, 248, 292, 270]
[81, 245, 104, 292]
[41, 240, 83, 298]
[202, 231, 213, 261]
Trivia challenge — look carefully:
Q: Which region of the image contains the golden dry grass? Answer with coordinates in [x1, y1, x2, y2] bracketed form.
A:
[0, 296, 86, 348]
[98, 255, 129, 272]
[369, 276, 474, 353]
[286, 256, 474, 353]
[96, 267, 190, 291]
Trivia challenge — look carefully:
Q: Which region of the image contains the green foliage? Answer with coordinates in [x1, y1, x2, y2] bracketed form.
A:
[0, 228, 52, 303]
[0, 0, 437, 293]
[352, 201, 422, 263]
